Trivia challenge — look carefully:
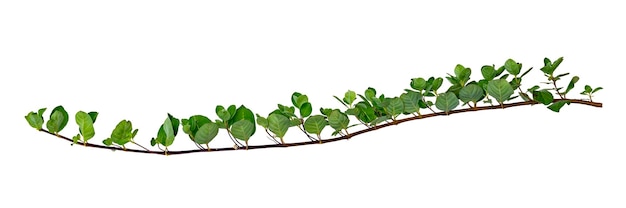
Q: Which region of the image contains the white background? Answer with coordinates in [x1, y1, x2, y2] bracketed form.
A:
[1, 0, 624, 207]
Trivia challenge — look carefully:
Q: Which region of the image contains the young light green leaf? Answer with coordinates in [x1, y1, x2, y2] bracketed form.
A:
[230, 120, 254, 142]
[268, 113, 290, 139]
[216, 105, 231, 123]
[194, 123, 219, 144]
[304, 115, 328, 136]
[547, 100, 571, 112]
[435, 92, 459, 114]
[328, 110, 349, 131]
[343, 90, 356, 106]
[459, 84, 484, 105]
[25, 108, 46, 130]
[487, 79, 514, 105]
[75, 111, 95, 141]
[256, 114, 269, 128]
[109, 120, 134, 146]
[295, 95, 309, 109]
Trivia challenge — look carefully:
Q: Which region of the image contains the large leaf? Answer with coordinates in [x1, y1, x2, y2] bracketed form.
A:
[411, 78, 427, 91]
[159, 114, 179, 147]
[75, 111, 95, 141]
[46, 106, 68, 134]
[487, 79, 514, 105]
[230, 120, 254, 142]
[435, 92, 459, 114]
[194, 123, 219, 144]
[268, 113, 290, 138]
[481, 65, 496, 80]
[25, 108, 46, 130]
[182, 115, 212, 138]
[459, 84, 484, 105]
[304, 115, 328, 136]
[504, 59, 521, 76]
[400, 91, 421, 114]
[230, 105, 256, 135]
[328, 110, 349, 131]
[110, 120, 133, 146]
[383, 97, 404, 118]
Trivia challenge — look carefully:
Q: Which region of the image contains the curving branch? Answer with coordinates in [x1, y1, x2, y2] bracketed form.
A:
[37, 99, 602, 156]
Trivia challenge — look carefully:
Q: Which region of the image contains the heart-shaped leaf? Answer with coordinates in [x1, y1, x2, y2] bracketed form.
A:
[268, 113, 290, 139]
[481, 65, 496, 80]
[230, 105, 256, 135]
[304, 115, 328, 136]
[230, 120, 254, 142]
[504, 59, 521, 76]
[328, 110, 349, 131]
[400, 91, 421, 114]
[459, 84, 484, 105]
[194, 123, 219, 144]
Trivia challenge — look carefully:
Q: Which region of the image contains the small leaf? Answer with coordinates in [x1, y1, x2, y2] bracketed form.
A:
[304, 115, 328, 136]
[504, 59, 521, 76]
[487, 79, 514, 105]
[75, 111, 95, 141]
[435, 92, 459, 114]
[564, 76, 579, 95]
[103, 138, 113, 146]
[46, 106, 69, 134]
[365, 87, 377, 101]
[110, 120, 134, 146]
[584, 85, 592, 93]
[194, 123, 219, 144]
[548, 100, 571, 112]
[411, 78, 427, 91]
[88, 112, 99, 123]
[295, 95, 309, 109]
[291, 92, 303, 107]
[459, 84, 484, 105]
[431, 77, 444, 92]
[299, 102, 312, 118]
[268, 113, 290, 139]
[230, 120, 254, 141]
[256, 114, 269, 128]
[481, 65, 496, 80]
[216, 105, 230, 122]
[592, 87, 603, 93]
[343, 90, 356, 106]
[72, 134, 81, 145]
[25, 108, 46, 130]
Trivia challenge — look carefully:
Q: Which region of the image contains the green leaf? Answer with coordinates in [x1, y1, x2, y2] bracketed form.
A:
[431, 77, 444, 92]
[256, 114, 269, 128]
[110, 120, 134, 146]
[510, 77, 522, 90]
[291, 92, 303, 107]
[459, 84, 484, 105]
[230, 120, 254, 142]
[487, 79, 514, 105]
[584, 85, 592, 93]
[481, 65, 496, 80]
[88, 112, 99, 123]
[533, 90, 554, 105]
[343, 90, 356, 106]
[304, 115, 327, 136]
[365, 87, 377, 101]
[216, 105, 230, 123]
[435, 92, 459, 114]
[328, 110, 349, 131]
[383, 97, 404, 118]
[159, 114, 179, 147]
[72, 134, 81, 145]
[504, 59, 521, 76]
[454, 64, 471, 84]
[194, 123, 219, 144]
[295, 94, 309, 109]
[103, 138, 113, 146]
[592, 87, 603, 93]
[564, 76, 579, 95]
[299, 102, 312, 118]
[400, 91, 421, 114]
[268, 113, 290, 139]
[46, 106, 69, 134]
[411, 78, 427, 91]
[75, 111, 95, 141]
[182, 115, 212, 138]
[25, 108, 46, 130]
[548, 100, 571, 112]
[230, 105, 256, 135]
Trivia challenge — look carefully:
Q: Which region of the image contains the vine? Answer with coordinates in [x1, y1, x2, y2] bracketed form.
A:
[25, 57, 603, 156]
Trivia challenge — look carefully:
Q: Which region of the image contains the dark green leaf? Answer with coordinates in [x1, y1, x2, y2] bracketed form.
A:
[564, 76, 579, 95]
[88, 112, 99, 123]
[431, 77, 444, 91]
[384, 97, 404, 118]
[435, 92, 459, 114]
[365, 87, 377, 101]
[400, 91, 421, 114]
[291, 92, 303, 107]
[592, 87, 603, 93]
[584, 85, 592, 93]
[547, 100, 571, 112]
[46, 106, 68, 134]
[299, 102, 312, 118]
[487, 79, 514, 105]
[533, 90, 554, 105]
[230, 105, 256, 135]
